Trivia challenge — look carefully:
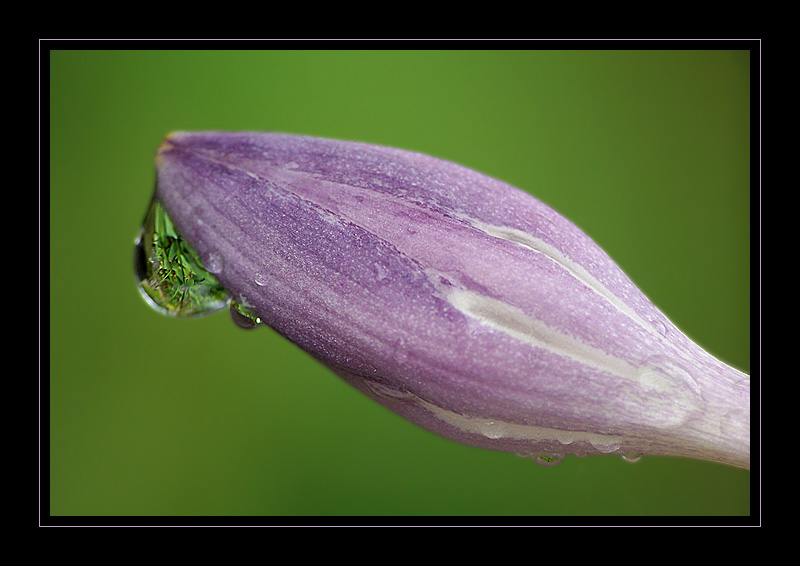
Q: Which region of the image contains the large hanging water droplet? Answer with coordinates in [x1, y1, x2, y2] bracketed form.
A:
[134, 198, 230, 316]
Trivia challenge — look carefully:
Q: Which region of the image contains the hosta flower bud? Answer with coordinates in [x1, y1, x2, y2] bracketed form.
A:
[137, 132, 750, 469]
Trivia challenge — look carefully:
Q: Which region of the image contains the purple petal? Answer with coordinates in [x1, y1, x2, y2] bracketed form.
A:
[152, 132, 750, 468]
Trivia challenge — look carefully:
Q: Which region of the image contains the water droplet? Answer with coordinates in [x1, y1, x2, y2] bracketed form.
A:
[365, 380, 414, 402]
[719, 408, 748, 435]
[480, 421, 506, 439]
[229, 300, 262, 330]
[652, 319, 667, 337]
[374, 262, 390, 283]
[639, 356, 701, 396]
[254, 272, 268, 286]
[191, 204, 206, 225]
[203, 251, 223, 274]
[534, 453, 564, 466]
[590, 438, 622, 453]
[134, 199, 229, 317]
[637, 356, 704, 428]
[622, 454, 642, 463]
[393, 338, 409, 365]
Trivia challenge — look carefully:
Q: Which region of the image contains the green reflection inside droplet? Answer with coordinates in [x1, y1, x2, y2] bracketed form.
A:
[229, 300, 263, 329]
[134, 198, 230, 316]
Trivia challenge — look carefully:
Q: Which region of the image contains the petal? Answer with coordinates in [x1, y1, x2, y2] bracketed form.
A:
[152, 132, 750, 468]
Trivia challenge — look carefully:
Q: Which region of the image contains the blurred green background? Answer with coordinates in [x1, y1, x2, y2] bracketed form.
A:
[48, 48, 752, 518]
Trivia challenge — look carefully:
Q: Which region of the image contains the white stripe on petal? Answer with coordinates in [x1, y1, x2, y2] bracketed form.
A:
[418, 395, 624, 450]
[464, 219, 656, 337]
[446, 288, 639, 382]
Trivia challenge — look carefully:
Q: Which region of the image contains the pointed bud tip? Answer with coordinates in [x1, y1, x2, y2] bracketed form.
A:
[155, 131, 191, 162]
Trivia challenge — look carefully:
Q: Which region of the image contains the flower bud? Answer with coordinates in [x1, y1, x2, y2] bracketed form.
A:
[142, 132, 750, 468]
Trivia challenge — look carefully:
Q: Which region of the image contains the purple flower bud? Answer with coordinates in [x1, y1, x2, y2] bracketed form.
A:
[148, 132, 749, 469]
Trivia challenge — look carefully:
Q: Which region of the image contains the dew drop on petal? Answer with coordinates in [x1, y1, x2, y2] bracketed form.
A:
[229, 300, 262, 330]
[534, 453, 565, 467]
[390, 337, 409, 366]
[636, 356, 704, 428]
[480, 421, 507, 440]
[373, 262, 390, 284]
[590, 438, 622, 454]
[719, 408, 748, 436]
[365, 379, 415, 402]
[203, 251, 223, 274]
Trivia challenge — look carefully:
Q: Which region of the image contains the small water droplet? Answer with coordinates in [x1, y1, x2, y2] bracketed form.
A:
[637, 356, 704, 428]
[534, 453, 564, 466]
[254, 272, 268, 286]
[394, 338, 409, 365]
[480, 420, 506, 439]
[719, 408, 748, 435]
[229, 300, 262, 330]
[203, 251, 223, 274]
[639, 356, 701, 396]
[365, 380, 414, 402]
[590, 438, 622, 453]
[622, 454, 642, 463]
[374, 262, 390, 283]
[191, 204, 206, 225]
